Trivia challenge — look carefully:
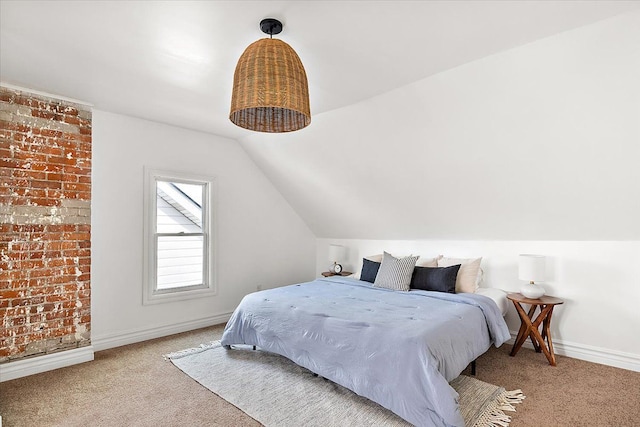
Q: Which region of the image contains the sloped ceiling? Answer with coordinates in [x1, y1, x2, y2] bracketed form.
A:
[2, 2, 639, 240]
[240, 10, 640, 240]
[1, 1, 637, 139]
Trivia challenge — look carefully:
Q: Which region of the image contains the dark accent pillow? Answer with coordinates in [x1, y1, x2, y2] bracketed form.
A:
[410, 264, 461, 293]
[360, 258, 381, 283]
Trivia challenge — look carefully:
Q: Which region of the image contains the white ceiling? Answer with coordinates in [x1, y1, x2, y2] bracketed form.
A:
[2, 1, 638, 140]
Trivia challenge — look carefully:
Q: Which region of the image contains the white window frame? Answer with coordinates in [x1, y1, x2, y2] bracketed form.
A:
[143, 168, 217, 305]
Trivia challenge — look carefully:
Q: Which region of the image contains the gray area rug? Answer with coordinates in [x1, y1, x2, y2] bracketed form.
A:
[165, 341, 524, 427]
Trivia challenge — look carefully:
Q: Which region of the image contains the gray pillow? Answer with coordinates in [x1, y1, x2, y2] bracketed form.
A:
[373, 252, 419, 292]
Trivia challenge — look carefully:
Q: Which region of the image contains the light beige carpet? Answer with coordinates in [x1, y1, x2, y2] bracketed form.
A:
[2, 325, 640, 427]
[166, 341, 524, 427]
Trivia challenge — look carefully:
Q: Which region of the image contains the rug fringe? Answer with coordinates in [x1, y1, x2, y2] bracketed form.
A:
[474, 389, 526, 427]
[497, 389, 526, 412]
[163, 340, 221, 360]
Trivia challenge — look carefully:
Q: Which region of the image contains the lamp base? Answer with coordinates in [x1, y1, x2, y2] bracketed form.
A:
[521, 283, 545, 299]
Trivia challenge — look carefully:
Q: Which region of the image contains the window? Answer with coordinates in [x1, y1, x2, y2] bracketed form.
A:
[143, 169, 216, 304]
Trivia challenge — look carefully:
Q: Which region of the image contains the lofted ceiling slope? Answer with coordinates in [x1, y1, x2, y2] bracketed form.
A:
[2, 2, 639, 241]
[1, 1, 638, 140]
[240, 10, 640, 240]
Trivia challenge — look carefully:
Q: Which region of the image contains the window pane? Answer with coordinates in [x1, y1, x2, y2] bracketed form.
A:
[144, 169, 216, 305]
[157, 235, 204, 289]
[173, 182, 202, 206]
[156, 181, 203, 233]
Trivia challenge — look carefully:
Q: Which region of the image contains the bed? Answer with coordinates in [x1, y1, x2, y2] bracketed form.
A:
[221, 276, 510, 427]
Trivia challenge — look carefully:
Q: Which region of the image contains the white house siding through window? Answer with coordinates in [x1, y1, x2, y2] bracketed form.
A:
[156, 181, 204, 290]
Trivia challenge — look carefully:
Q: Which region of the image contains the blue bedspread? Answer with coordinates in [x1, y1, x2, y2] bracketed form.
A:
[221, 277, 510, 427]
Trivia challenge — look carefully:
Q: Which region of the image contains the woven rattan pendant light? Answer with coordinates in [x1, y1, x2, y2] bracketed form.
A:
[230, 18, 311, 133]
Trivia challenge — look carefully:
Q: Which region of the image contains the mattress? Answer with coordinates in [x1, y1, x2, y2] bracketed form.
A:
[475, 287, 509, 316]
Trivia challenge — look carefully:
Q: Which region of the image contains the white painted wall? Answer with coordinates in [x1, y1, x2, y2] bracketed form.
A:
[91, 111, 316, 349]
[317, 239, 640, 371]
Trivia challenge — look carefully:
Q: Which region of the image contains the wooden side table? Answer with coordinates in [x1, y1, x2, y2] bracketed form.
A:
[321, 271, 353, 277]
[507, 293, 564, 366]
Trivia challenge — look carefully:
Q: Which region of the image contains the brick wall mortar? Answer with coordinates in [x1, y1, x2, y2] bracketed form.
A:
[0, 86, 92, 362]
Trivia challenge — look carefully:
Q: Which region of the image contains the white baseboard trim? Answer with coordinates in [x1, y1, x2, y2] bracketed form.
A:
[0, 313, 231, 382]
[507, 331, 640, 372]
[0, 346, 95, 382]
[91, 312, 232, 352]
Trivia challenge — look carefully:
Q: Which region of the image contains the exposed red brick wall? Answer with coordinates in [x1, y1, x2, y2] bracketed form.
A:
[0, 86, 91, 362]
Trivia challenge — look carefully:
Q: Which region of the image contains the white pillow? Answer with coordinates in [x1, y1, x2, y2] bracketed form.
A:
[365, 254, 420, 267]
[416, 255, 441, 267]
[438, 256, 483, 293]
[365, 253, 383, 263]
[373, 252, 419, 292]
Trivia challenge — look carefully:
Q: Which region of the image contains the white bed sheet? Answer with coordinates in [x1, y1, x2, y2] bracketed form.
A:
[475, 287, 508, 316]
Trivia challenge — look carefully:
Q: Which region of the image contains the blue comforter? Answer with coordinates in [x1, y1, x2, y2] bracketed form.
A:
[221, 277, 510, 427]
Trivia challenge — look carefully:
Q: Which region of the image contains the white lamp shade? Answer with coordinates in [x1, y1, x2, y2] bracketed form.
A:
[328, 244, 346, 264]
[518, 254, 546, 283]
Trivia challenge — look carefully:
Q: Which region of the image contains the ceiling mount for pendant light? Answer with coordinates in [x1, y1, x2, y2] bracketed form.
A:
[229, 18, 311, 133]
[260, 18, 282, 37]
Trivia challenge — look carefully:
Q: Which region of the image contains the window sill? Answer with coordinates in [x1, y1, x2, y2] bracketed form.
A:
[142, 285, 217, 305]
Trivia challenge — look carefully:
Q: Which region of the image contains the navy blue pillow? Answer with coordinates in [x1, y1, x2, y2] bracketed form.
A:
[360, 258, 381, 283]
[410, 264, 461, 293]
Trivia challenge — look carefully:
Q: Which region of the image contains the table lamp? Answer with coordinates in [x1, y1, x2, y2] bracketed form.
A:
[328, 244, 346, 274]
[518, 254, 546, 299]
